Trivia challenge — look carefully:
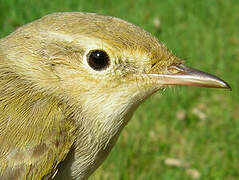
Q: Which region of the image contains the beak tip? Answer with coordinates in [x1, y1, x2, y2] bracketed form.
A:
[215, 76, 231, 90]
[223, 82, 232, 91]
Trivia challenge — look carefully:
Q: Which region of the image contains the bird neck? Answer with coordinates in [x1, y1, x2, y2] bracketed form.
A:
[57, 91, 142, 179]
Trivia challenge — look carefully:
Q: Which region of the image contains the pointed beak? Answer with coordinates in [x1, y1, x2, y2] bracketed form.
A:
[148, 64, 231, 90]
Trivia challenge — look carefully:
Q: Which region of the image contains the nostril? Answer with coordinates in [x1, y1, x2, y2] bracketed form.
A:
[151, 62, 157, 68]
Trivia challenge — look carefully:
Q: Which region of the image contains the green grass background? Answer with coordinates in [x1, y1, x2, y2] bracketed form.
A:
[0, 0, 238, 179]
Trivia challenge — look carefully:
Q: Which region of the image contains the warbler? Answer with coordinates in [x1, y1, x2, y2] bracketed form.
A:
[0, 12, 230, 180]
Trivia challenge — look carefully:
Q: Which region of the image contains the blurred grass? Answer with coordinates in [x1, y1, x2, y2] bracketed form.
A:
[0, 0, 238, 179]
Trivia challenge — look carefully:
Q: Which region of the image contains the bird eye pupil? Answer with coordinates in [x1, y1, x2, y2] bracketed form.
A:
[87, 50, 110, 71]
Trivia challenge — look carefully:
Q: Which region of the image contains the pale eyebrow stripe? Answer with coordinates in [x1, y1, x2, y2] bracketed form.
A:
[44, 31, 115, 58]
[46, 31, 74, 42]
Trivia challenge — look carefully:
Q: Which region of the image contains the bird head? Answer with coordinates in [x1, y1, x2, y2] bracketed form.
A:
[1, 12, 230, 132]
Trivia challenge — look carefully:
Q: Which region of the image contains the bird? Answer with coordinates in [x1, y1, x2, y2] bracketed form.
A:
[0, 12, 230, 180]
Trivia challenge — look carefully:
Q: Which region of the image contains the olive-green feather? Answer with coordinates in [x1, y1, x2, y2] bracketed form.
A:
[0, 53, 76, 179]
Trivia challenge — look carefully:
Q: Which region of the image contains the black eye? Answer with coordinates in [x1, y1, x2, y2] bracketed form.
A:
[87, 50, 110, 71]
